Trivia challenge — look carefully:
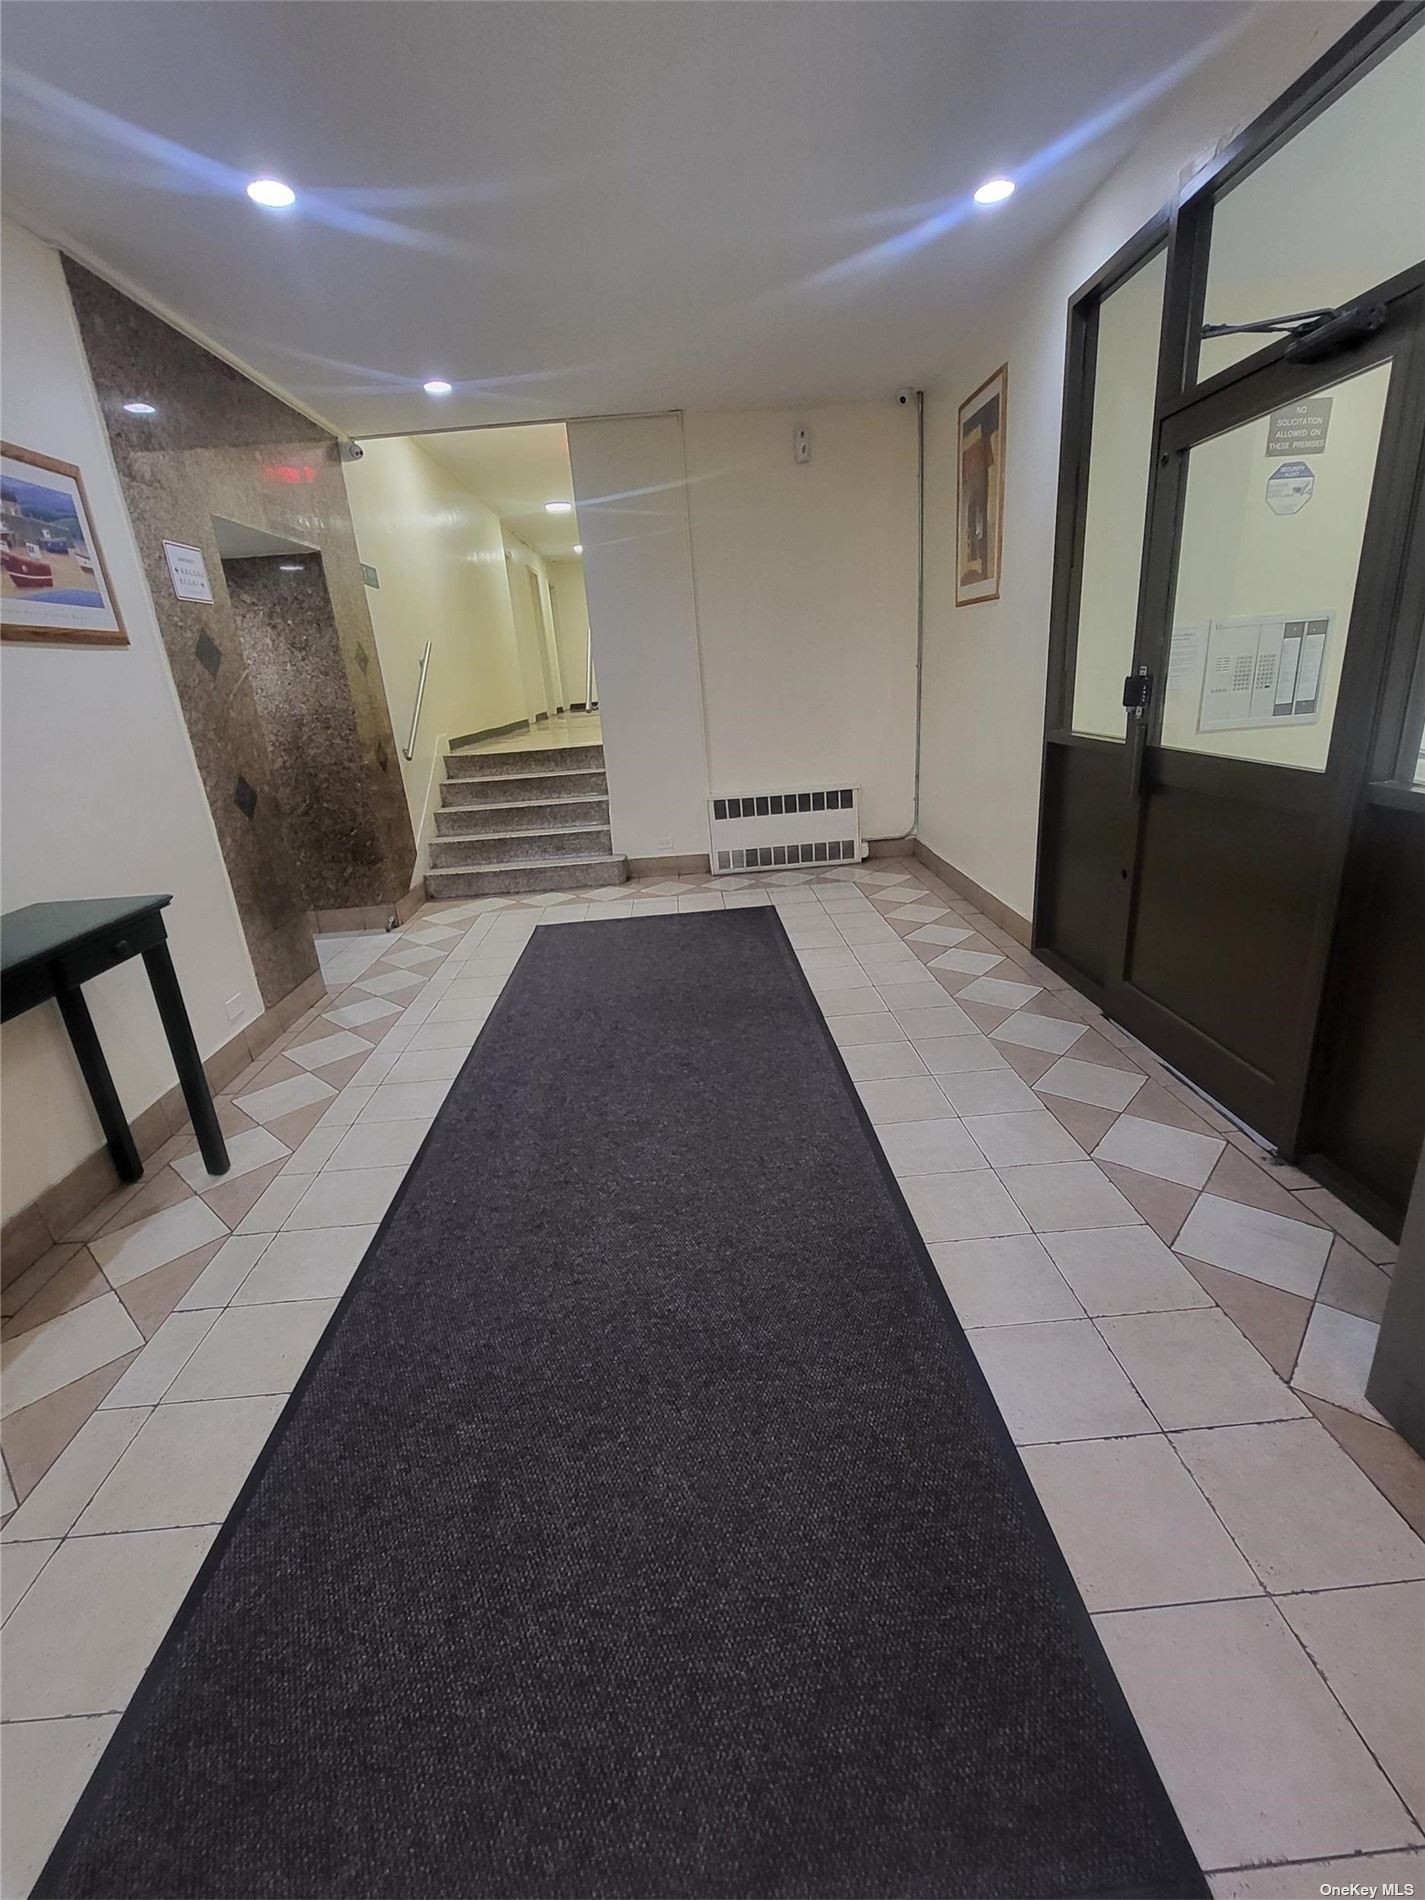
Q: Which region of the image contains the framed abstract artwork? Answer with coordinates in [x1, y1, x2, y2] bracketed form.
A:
[1, 442, 127, 647]
[955, 365, 1007, 607]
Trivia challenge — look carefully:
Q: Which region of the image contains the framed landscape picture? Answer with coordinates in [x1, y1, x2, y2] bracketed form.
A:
[955, 364, 1007, 607]
[1, 443, 127, 647]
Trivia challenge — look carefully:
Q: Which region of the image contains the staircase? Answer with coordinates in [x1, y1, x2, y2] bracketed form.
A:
[424, 741, 628, 899]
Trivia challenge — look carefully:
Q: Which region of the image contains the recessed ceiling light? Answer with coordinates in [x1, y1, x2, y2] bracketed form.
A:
[423, 379, 453, 396]
[123, 400, 157, 415]
[278, 562, 304, 572]
[246, 178, 296, 209]
[545, 501, 572, 515]
[573, 543, 583, 554]
[973, 177, 1015, 205]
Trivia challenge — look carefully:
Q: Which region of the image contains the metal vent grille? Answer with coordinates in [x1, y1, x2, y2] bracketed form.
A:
[707, 784, 862, 875]
[716, 838, 856, 872]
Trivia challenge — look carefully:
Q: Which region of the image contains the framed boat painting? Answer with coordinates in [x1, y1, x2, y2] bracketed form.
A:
[955, 365, 1007, 607]
[1, 442, 128, 647]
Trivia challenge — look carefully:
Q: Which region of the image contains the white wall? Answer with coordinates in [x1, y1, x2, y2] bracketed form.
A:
[504, 531, 564, 718]
[566, 414, 709, 858]
[917, 1, 1371, 922]
[343, 435, 526, 836]
[0, 220, 259, 1221]
[682, 403, 918, 838]
[547, 559, 591, 704]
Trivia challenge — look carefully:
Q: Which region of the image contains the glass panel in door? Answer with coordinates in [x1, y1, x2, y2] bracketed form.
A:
[1159, 359, 1393, 771]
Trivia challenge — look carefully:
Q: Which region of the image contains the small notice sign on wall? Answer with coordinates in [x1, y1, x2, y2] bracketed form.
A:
[1266, 398, 1332, 457]
[163, 540, 213, 603]
[1266, 462, 1315, 516]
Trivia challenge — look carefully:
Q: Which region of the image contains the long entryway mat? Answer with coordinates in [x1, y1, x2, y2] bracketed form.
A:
[41, 909, 1206, 1899]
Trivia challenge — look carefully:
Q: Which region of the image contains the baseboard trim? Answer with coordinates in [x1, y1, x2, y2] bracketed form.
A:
[865, 837, 916, 858]
[449, 718, 529, 749]
[912, 839, 1032, 946]
[1, 967, 330, 1290]
[625, 852, 711, 878]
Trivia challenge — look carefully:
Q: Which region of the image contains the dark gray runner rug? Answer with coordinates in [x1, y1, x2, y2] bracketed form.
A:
[40, 908, 1206, 1900]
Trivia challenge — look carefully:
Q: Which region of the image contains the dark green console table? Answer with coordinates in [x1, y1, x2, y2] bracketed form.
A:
[1, 895, 230, 1185]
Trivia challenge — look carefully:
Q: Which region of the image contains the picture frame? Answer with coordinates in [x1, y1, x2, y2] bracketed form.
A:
[1, 442, 128, 647]
[955, 364, 1007, 607]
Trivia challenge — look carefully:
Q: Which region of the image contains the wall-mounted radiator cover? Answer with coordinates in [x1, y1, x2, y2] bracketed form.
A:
[708, 786, 862, 874]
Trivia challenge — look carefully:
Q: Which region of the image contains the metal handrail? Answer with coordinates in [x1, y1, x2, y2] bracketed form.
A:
[402, 641, 432, 761]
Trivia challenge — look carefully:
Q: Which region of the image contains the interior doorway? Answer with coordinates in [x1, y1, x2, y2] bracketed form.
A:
[1034, 9, 1425, 1233]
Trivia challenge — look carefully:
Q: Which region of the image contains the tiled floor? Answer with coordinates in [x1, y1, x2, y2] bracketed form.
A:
[2, 858, 1422, 1895]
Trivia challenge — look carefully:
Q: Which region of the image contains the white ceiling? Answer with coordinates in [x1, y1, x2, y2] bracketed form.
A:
[419, 424, 579, 561]
[1, 1, 1249, 434]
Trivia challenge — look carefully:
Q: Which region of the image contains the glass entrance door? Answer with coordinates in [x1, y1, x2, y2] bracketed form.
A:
[1105, 291, 1423, 1147]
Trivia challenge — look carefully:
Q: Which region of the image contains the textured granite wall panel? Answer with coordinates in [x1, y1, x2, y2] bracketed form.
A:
[63, 260, 415, 1004]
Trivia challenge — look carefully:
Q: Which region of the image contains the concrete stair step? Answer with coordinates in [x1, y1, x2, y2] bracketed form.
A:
[441, 769, 607, 806]
[429, 825, 613, 868]
[425, 854, 628, 899]
[433, 795, 608, 837]
[445, 743, 606, 779]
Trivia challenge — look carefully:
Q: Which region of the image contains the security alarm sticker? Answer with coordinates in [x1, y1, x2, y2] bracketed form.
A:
[1266, 461, 1314, 515]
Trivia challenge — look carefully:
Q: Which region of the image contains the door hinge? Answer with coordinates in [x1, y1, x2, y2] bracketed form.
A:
[1122, 667, 1153, 719]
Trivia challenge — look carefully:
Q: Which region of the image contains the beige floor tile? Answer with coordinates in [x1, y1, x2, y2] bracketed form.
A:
[1211, 1848, 1425, 1898]
[1040, 1226, 1213, 1316]
[88, 1200, 227, 1290]
[932, 1069, 1040, 1116]
[1293, 1302, 1389, 1424]
[1096, 1598, 1421, 1870]
[1021, 1436, 1261, 1611]
[162, 1300, 338, 1402]
[990, 1011, 1087, 1056]
[1277, 1583, 1425, 1826]
[928, 1234, 1082, 1327]
[1293, 1188, 1398, 1266]
[828, 1013, 909, 1049]
[234, 1175, 313, 1236]
[1099, 1309, 1307, 1431]
[1092, 1115, 1226, 1190]
[2, 1536, 58, 1621]
[915, 1035, 1010, 1076]
[357, 1081, 454, 1123]
[382, 1046, 469, 1085]
[1174, 1420, 1425, 1592]
[1, 1714, 121, 1896]
[1034, 1056, 1146, 1113]
[2, 1248, 107, 1339]
[326, 1118, 431, 1172]
[964, 1109, 1085, 1168]
[233, 1225, 375, 1304]
[899, 1169, 1030, 1243]
[891, 1002, 978, 1041]
[282, 1166, 406, 1231]
[1174, 1193, 1333, 1299]
[873, 980, 952, 1016]
[1, 1409, 147, 1544]
[1, 1526, 216, 1719]
[280, 1126, 347, 1176]
[956, 974, 1042, 1010]
[855, 1076, 953, 1125]
[99, 1310, 220, 1409]
[174, 1234, 272, 1311]
[1, 1296, 145, 1420]
[1097, 1161, 1197, 1243]
[839, 1042, 929, 1081]
[1317, 1235, 1392, 1324]
[968, 1319, 1156, 1444]
[998, 1160, 1142, 1233]
[927, 948, 1004, 977]
[1179, 1259, 1312, 1382]
[172, 1124, 288, 1193]
[234, 1071, 336, 1125]
[74, 1395, 285, 1534]
[875, 1118, 985, 1178]
[323, 995, 402, 1029]
[818, 988, 892, 1018]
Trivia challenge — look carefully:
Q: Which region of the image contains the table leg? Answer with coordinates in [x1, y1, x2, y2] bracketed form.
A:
[141, 941, 230, 1177]
[53, 980, 143, 1184]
